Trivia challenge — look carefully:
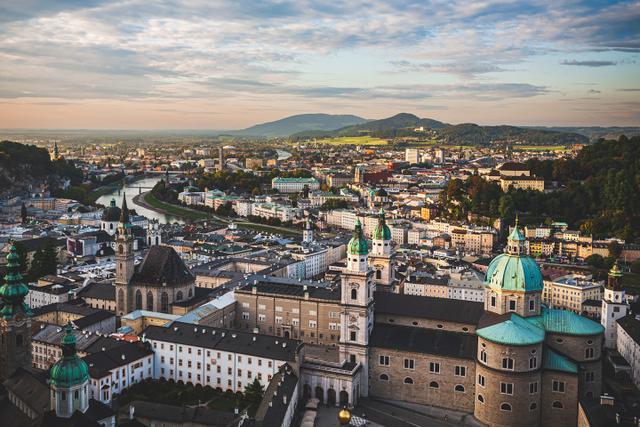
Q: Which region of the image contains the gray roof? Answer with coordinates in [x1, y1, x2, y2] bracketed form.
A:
[370, 323, 477, 360]
[131, 246, 194, 287]
[374, 291, 484, 325]
[254, 364, 298, 427]
[121, 400, 236, 426]
[84, 342, 153, 378]
[77, 283, 116, 301]
[143, 322, 302, 361]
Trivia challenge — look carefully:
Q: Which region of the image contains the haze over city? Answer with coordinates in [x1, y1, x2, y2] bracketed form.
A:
[1, 0, 639, 129]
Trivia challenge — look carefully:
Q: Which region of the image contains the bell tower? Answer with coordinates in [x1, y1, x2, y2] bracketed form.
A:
[339, 218, 374, 397]
[0, 243, 32, 380]
[601, 263, 628, 349]
[369, 208, 394, 289]
[115, 195, 135, 315]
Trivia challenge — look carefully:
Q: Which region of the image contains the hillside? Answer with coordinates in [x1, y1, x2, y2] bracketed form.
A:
[439, 124, 589, 145]
[530, 126, 640, 141]
[226, 113, 367, 137]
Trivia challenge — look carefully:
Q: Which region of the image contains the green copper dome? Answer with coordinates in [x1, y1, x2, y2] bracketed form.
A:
[485, 253, 543, 292]
[372, 208, 392, 241]
[0, 244, 31, 319]
[50, 324, 89, 388]
[348, 219, 369, 255]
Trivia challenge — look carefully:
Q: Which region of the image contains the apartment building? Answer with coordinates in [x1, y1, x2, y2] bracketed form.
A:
[271, 177, 320, 193]
[542, 274, 603, 315]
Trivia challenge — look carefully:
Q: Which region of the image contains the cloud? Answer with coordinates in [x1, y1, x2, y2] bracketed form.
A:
[561, 60, 617, 67]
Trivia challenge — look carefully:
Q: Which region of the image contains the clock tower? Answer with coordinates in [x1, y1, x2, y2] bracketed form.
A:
[339, 219, 374, 396]
[0, 243, 33, 380]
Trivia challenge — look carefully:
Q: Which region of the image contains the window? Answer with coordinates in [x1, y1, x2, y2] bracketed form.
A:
[379, 355, 390, 366]
[529, 357, 537, 369]
[530, 403, 537, 410]
[585, 348, 594, 359]
[529, 382, 538, 394]
[429, 362, 440, 374]
[478, 374, 485, 387]
[429, 381, 439, 388]
[477, 394, 484, 403]
[529, 299, 535, 311]
[455, 366, 466, 377]
[258, 314, 266, 322]
[552, 401, 564, 409]
[500, 403, 512, 412]
[404, 359, 415, 369]
[404, 377, 414, 384]
[351, 289, 357, 300]
[454, 385, 465, 392]
[552, 380, 565, 393]
[242, 312, 249, 320]
[500, 382, 513, 395]
[585, 371, 595, 383]
[350, 331, 357, 341]
[509, 300, 516, 311]
[480, 350, 487, 363]
[379, 374, 389, 381]
[502, 358, 514, 370]
[491, 296, 496, 307]
[309, 320, 317, 328]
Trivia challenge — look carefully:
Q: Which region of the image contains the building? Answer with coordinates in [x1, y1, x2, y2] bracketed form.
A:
[500, 175, 545, 192]
[271, 177, 320, 193]
[114, 195, 197, 316]
[405, 148, 419, 164]
[601, 263, 629, 349]
[616, 315, 640, 389]
[542, 274, 603, 315]
[143, 321, 303, 393]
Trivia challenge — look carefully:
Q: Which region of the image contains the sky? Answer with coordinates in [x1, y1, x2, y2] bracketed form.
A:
[0, 0, 638, 129]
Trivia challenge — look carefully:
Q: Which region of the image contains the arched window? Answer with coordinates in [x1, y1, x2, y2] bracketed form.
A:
[530, 403, 537, 410]
[429, 381, 439, 388]
[110, 223, 114, 230]
[480, 350, 487, 363]
[118, 245, 123, 254]
[552, 401, 563, 409]
[351, 289, 357, 300]
[117, 289, 125, 314]
[160, 292, 169, 313]
[146, 291, 154, 311]
[454, 385, 465, 392]
[477, 394, 484, 403]
[176, 291, 183, 301]
[376, 270, 382, 280]
[500, 403, 512, 412]
[135, 290, 142, 310]
[404, 377, 413, 384]
[379, 374, 389, 381]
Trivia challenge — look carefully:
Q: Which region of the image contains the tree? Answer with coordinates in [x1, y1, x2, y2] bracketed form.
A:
[584, 254, 604, 269]
[631, 259, 640, 274]
[20, 203, 27, 224]
[30, 241, 57, 279]
[608, 241, 622, 260]
[498, 195, 515, 221]
[244, 378, 265, 416]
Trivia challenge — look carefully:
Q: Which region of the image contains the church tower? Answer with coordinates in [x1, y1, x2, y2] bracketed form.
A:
[0, 243, 33, 380]
[147, 219, 161, 247]
[601, 263, 628, 349]
[49, 323, 90, 417]
[369, 208, 394, 289]
[339, 218, 374, 397]
[115, 195, 135, 316]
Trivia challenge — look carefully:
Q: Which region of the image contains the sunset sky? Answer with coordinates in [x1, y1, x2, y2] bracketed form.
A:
[0, 1, 638, 129]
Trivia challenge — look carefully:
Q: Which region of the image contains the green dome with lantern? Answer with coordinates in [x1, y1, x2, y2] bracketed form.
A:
[49, 323, 89, 388]
[0, 243, 31, 319]
[348, 219, 369, 255]
[372, 208, 392, 241]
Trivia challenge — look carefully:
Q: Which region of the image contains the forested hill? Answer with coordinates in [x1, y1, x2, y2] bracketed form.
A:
[439, 135, 640, 241]
[0, 141, 82, 194]
[226, 113, 367, 137]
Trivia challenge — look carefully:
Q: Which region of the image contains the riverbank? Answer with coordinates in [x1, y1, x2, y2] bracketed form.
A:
[134, 192, 208, 221]
[88, 174, 146, 204]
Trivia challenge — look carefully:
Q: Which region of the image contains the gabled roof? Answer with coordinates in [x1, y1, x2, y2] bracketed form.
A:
[131, 246, 194, 287]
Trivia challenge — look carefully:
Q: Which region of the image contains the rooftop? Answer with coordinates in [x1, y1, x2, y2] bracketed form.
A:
[374, 291, 485, 325]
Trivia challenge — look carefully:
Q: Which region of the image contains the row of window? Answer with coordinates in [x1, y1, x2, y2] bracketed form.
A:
[477, 374, 568, 394]
[489, 295, 536, 312]
[378, 374, 465, 391]
[379, 356, 466, 376]
[158, 369, 272, 389]
[477, 395, 564, 411]
[159, 355, 273, 369]
[478, 353, 539, 370]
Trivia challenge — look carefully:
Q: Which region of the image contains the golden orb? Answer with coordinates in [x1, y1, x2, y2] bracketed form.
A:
[338, 407, 352, 425]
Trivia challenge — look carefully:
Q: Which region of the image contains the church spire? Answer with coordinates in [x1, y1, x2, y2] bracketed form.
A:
[119, 193, 130, 225]
[0, 243, 31, 319]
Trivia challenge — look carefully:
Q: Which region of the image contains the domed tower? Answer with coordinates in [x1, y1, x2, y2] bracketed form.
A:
[484, 219, 542, 317]
[601, 263, 628, 349]
[0, 243, 33, 380]
[115, 194, 135, 316]
[101, 198, 122, 236]
[340, 218, 374, 398]
[50, 323, 90, 417]
[302, 215, 313, 244]
[369, 208, 394, 289]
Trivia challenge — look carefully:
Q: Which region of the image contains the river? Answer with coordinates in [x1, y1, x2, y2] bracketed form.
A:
[95, 176, 185, 224]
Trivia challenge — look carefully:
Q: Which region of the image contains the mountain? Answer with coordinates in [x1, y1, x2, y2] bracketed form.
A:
[439, 124, 589, 145]
[528, 126, 640, 141]
[227, 113, 367, 137]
